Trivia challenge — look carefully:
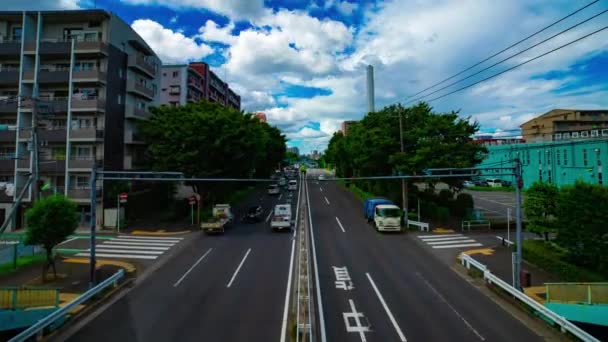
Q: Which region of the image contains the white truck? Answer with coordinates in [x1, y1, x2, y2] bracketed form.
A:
[373, 204, 402, 232]
[201, 204, 233, 233]
[270, 204, 292, 231]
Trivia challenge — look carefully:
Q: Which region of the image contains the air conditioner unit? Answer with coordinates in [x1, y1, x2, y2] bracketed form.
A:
[581, 131, 589, 138]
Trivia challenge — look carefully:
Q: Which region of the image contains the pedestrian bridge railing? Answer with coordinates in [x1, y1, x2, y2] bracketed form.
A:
[546, 283, 608, 305]
[0, 287, 59, 310]
[460, 253, 600, 342]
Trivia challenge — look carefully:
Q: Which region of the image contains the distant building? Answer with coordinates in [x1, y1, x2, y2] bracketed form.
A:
[520, 109, 608, 142]
[473, 137, 526, 146]
[287, 146, 299, 155]
[160, 62, 240, 110]
[341, 120, 357, 135]
[255, 112, 267, 122]
[310, 150, 321, 160]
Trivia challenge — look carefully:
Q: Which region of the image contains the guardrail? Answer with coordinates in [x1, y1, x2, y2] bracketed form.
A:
[407, 219, 429, 232]
[460, 253, 599, 342]
[461, 220, 491, 231]
[9, 269, 125, 342]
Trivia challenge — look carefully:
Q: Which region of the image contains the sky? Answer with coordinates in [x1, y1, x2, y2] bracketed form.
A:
[7, 0, 608, 154]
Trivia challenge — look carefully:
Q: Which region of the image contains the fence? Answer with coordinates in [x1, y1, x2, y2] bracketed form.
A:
[546, 283, 608, 305]
[9, 269, 125, 342]
[0, 287, 59, 310]
[461, 220, 491, 231]
[406, 219, 429, 232]
[460, 253, 600, 342]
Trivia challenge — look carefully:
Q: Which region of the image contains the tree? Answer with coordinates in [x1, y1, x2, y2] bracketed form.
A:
[25, 195, 79, 281]
[523, 182, 559, 241]
[555, 182, 608, 273]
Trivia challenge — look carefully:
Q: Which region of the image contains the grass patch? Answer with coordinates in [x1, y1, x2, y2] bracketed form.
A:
[0, 254, 46, 276]
[468, 267, 483, 279]
[467, 186, 515, 192]
[341, 182, 375, 201]
[523, 240, 607, 282]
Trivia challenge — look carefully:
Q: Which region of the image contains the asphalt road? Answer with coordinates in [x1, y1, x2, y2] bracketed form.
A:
[306, 172, 542, 342]
[62, 181, 300, 342]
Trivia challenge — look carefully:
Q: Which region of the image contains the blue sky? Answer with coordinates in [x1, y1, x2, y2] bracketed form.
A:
[8, 0, 608, 153]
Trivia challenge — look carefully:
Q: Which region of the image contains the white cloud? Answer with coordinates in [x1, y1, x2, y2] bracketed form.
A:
[336, 1, 358, 16]
[131, 19, 214, 63]
[198, 20, 237, 45]
[286, 127, 328, 140]
[3, 0, 81, 9]
[120, 0, 265, 20]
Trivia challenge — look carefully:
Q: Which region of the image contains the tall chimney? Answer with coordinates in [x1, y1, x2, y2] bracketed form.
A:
[367, 65, 375, 113]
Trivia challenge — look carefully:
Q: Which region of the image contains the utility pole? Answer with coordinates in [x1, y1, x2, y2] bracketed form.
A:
[31, 97, 40, 202]
[89, 167, 97, 287]
[399, 106, 408, 223]
[514, 158, 523, 290]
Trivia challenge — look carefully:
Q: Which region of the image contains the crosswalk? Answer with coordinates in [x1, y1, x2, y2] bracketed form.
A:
[417, 234, 482, 249]
[75, 235, 183, 260]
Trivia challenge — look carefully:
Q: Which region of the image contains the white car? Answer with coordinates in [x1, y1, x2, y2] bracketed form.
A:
[318, 174, 326, 181]
[267, 184, 280, 195]
[288, 180, 297, 191]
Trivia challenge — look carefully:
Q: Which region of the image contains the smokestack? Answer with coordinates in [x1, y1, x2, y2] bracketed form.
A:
[366, 65, 375, 113]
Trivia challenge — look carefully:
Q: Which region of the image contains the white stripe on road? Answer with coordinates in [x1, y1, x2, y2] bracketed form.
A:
[226, 248, 251, 288]
[278, 193, 283, 200]
[57, 237, 78, 246]
[173, 248, 213, 287]
[307, 179, 327, 342]
[320, 187, 323, 192]
[94, 249, 164, 255]
[100, 244, 170, 250]
[366, 273, 407, 341]
[99, 241, 176, 247]
[280, 239, 297, 342]
[416, 272, 485, 340]
[335, 217, 346, 233]
[324, 196, 330, 205]
[420, 236, 470, 242]
[112, 238, 181, 244]
[418, 234, 462, 239]
[75, 253, 157, 260]
[117, 235, 183, 241]
[265, 210, 273, 223]
[426, 239, 477, 245]
[432, 243, 483, 249]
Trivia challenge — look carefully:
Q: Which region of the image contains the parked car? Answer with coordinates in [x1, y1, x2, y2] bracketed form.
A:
[485, 178, 503, 187]
[473, 179, 488, 187]
[501, 180, 512, 187]
[463, 180, 475, 188]
[245, 206, 263, 223]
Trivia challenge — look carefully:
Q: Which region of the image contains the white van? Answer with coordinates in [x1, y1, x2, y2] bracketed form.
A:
[485, 178, 503, 187]
[288, 180, 297, 191]
[271, 204, 292, 231]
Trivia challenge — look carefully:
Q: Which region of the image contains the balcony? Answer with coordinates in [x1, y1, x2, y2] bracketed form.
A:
[0, 131, 16, 142]
[125, 131, 144, 144]
[20, 98, 68, 113]
[0, 159, 15, 172]
[71, 127, 103, 140]
[71, 96, 106, 112]
[128, 54, 156, 78]
[22, 69, 70, 84]
[0, 100, 17, 113]
[125, 104, 149, 120]
[127, 79, 154, 100]
[0, 69, 19, 86]
[188, 77, 203, 91]
[75, 40, 108, 56]
[68, 156, 100, 169]
[39, 40, 71, 56]
[17, 158, 66, 173]
[0, 40, 21, 57]
[20, 129, 67, 142]
[73, 69, 107, 83]
[67, 188, 91, 200]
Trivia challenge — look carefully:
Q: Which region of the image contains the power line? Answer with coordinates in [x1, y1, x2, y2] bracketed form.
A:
[403, 0, 601, 101]
[406, 8, 608, 104]
[423, 25, 608, 103]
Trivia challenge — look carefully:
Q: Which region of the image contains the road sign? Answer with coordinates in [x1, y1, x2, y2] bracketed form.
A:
[188, 196, 197, 205]
[119, 192, 128, 203]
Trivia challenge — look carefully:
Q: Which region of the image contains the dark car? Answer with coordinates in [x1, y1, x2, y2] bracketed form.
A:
[245, 206, 263, 222]
[473, 179, 488, 187]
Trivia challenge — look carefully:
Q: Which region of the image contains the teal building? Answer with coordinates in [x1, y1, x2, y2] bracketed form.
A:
[478, 138, 607, 189]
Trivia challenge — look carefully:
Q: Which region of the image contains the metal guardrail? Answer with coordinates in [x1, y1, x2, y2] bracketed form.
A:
[460, 253, 600, 342]
[0, 287, 59, 310]
[406, 219, 429, 232]
[461, 220, 491, 231]
[9, 269, 125, 342]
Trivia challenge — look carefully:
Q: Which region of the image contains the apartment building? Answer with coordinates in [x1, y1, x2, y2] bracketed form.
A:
[0, 10, 160, 230]
[160, 62, 240, 110]
[521, 109, 608, 142]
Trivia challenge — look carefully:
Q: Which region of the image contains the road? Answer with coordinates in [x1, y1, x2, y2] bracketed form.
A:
[62, 181, 300, 342]
[307, 172, 542, 342]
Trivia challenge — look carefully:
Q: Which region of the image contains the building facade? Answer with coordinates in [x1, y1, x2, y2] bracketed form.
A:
[287, 146, 299, 155]
[0, 10, 161, 230]
[520, 109, 608, 142]
[341, 120, 356, 135]
[160, 62, 240, 110]
[478, 138, 607, 189]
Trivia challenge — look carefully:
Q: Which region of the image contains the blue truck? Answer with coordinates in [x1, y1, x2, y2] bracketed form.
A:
[364, 198, 394, 221]
[364, 198, 403, 232]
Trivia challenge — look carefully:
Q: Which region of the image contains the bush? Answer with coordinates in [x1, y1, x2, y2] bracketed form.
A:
[523, 240, 606, 282]
[451, 193, 474, 218]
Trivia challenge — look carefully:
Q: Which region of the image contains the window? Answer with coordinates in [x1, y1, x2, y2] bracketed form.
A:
[63, 27, 83, 40]
[118, 69, 123, 78]
[11, 27, 22, 41]
[597, 149, 602, 166]
[526, 150, 530, 164]
[538, 150, 542, 164]
[71, 118, 93, 130]
[581, 131, 589, 138]
[169, 85, 180, 95]
[50, 119, 66, 129]
[539, 169, 542, 182]
[51, 147, 66, 160]
[163, 72, 167, 77]
[547, 151, 551, 165]
[556, 150, 560, 165]
[172, 71, 179, 78]
[72, 146, 92, 160]
[563, 132, 571, 139]
[137, 101, 145, 110]
[591, 130, 599, 137]
[572, 132, 579, 138]
[117, 95, 122, 105]
[583, 149, 588, 166]
[548, 170, 552, 184]
[72, 175, 90, 189]
[564, 149, 568, 166]
[169, 101, 179, 107]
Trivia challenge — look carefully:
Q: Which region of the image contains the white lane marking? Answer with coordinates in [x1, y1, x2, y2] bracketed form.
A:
[343, 299, 370, 342]
[320, 187, 323, 192]
[426, 239, 477, 245]
[117, 235, 183, 241]
[418, 234, 462, 239]
[335, 217, 346, 233]
[226, 248, 251, 288]
[324, 196, 330, 205]
[265, 210, 273, 223]
[112, 238, 181, 244]
[278, 193, 283, 200]
[307, 179, 327, 342]
[420, 236, 469, 242]
[98, 241, 175, 247]
[75, 253, 157, 260]
[173, 248, 213, 287]
[57, 237, 78, 246]
[416, 272, 485, 341]
[366, 273, 407, 341]
[94, 249, 164, 255]
[432, 243, 483, 249]
[280, 239, 297, 342]
[100, 244, 170, 250]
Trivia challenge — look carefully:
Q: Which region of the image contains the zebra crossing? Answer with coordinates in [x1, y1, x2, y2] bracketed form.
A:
[417, 234, 482, 249]
[75, 235, 183, 260]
